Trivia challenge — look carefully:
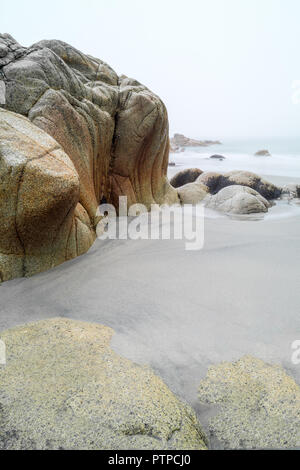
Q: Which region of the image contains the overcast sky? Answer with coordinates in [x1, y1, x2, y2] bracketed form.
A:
[2, 0, 300, 139]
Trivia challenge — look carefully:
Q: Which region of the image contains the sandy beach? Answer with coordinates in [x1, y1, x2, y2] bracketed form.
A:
[1, 174, 300, 448]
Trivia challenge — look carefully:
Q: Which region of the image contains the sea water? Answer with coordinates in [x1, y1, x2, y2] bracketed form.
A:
[168, 138, 300, 179]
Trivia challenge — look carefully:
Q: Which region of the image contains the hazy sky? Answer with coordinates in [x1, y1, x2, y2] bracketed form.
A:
[2, 0, 300, 139]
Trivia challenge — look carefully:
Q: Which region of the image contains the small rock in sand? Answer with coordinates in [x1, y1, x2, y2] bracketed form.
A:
[209, 154, 226, 161]
[254, 149, 271, 157]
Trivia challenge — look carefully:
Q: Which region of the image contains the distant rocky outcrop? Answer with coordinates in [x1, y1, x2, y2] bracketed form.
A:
[205, 185, 271, 214]
[0, 34, 178, 281]
[254, 149, 271, 157]
[196, 170, 281, 200]
[170, 133, 221, 152]
[170, 168, 203, 188]
[0, 318, 208, 450]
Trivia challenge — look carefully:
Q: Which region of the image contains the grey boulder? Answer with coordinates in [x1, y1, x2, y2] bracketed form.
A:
[205, 185, 271, 214]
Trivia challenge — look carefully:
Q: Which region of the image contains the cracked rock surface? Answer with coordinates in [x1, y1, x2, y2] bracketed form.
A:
[0, 318, 207, 450]
[0, 34, 178, 281]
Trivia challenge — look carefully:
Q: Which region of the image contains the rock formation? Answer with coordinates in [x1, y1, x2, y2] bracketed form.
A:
[198, 356, 300, 449]
[170, 168, 203, 188]
[0, 318, 207, 450]
[0, 34, 178, 281]
[196, 170, 281, 200]
[254, 149, 271, 157]
[170, 133, 221, 150]
[170, 169, 281, 214]
[205, 185, 271, 214]
[209, 154, 226, 160]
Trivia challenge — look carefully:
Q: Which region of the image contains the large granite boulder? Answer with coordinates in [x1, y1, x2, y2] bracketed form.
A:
[205, 185, 271, 214]
[198, 356, 300, 449]
[170, 168, 203, 188]
[0, 34, 178, 281]
[0, 318, 207, 450]
[0, 109, 93, 280]
[197, 170, 281, 200]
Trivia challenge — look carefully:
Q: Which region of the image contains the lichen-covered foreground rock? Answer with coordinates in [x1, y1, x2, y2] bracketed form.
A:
[0, 34, 178, 281]
[198, 356, 300, 449]
[0, 318, 207, 450]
